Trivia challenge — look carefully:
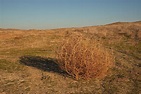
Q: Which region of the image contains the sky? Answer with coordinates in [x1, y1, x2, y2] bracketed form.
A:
[0, 0, 141, 29]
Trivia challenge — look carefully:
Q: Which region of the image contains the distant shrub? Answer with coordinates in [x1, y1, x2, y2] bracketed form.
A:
[56, 33, 114, 80]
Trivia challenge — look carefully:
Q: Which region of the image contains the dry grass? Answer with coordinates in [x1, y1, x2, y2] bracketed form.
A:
[56, 33, 114, 80]
[0, 21, 141, 93]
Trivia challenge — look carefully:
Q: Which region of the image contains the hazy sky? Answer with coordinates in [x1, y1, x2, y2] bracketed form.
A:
[0, 0, 141, 29]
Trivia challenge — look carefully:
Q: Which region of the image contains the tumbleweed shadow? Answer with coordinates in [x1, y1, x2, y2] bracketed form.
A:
[19, 55, 67, 75]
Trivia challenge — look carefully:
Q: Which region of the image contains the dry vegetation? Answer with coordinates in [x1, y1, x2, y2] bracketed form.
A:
[0, 21, 141, 94]
[56, 33, 114, 80]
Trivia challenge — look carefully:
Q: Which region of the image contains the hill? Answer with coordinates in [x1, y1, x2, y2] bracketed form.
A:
[0, 21, 141, 94]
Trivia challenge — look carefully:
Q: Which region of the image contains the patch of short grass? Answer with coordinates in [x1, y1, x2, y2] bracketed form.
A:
[112, 41, 141, 59]
[0, 47, 55, 57]
[0, 59, 24, 72]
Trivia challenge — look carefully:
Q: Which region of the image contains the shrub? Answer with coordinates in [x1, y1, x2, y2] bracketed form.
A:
[56, 33, 114, 80]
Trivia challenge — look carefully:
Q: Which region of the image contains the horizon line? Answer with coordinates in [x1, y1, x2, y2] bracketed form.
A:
[0, 20, 141, 30]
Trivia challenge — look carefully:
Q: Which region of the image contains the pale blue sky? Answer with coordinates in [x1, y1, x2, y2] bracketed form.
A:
[0, 0, 141, 29]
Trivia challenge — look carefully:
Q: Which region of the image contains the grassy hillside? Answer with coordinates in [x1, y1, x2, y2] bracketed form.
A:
[0, 21, 141, 94]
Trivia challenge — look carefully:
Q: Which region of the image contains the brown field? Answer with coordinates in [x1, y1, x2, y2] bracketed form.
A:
[0, 21, 141, 94]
